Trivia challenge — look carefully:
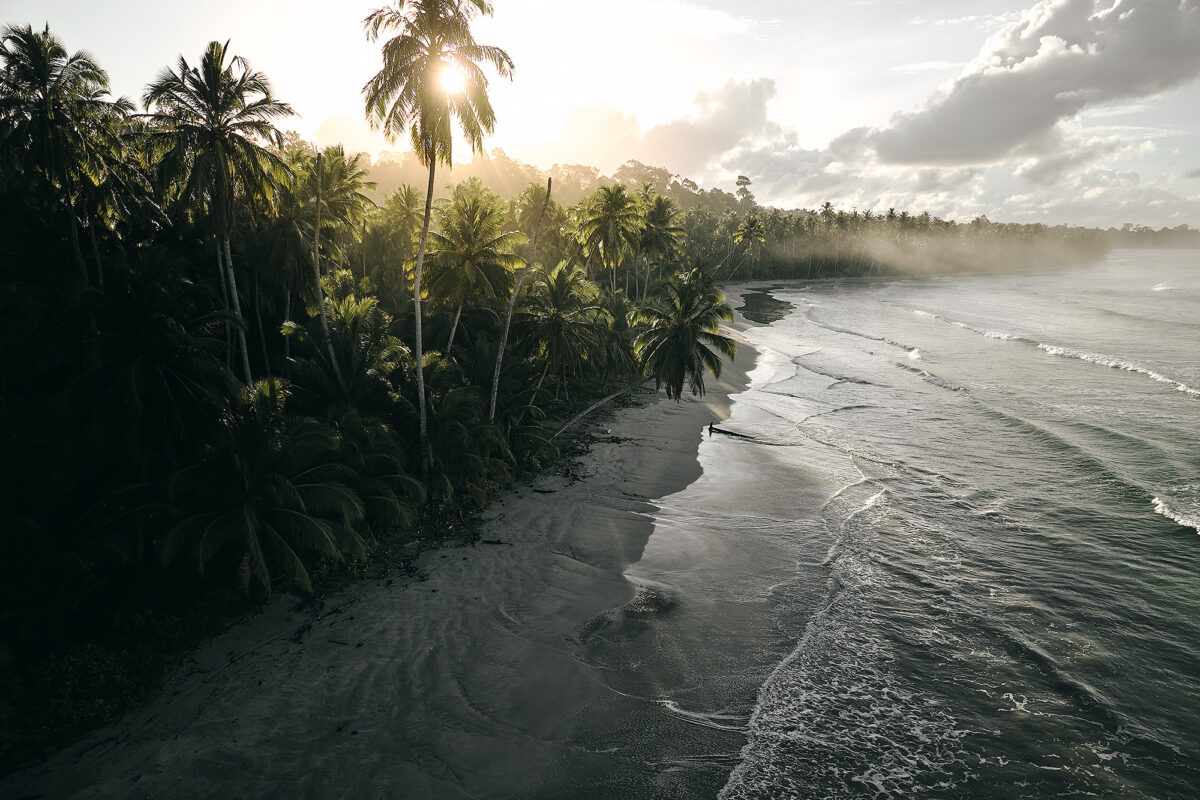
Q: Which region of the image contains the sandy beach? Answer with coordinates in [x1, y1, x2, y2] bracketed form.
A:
[3, 302, 764, 799]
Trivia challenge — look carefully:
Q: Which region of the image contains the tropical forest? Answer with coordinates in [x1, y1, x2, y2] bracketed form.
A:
[0, 2, 1114, 769]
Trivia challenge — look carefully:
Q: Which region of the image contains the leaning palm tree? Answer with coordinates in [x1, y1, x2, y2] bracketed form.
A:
[635, 268, 737, 401]
[362, 0, 514, 476]
[425, 186, 525, 354]
[142, 40, 294, 385]
[730, 213, 767, 278]
[488, 177, 551, 421]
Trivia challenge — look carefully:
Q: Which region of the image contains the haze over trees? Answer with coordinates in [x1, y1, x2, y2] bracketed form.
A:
[0, 8, 1111, 767]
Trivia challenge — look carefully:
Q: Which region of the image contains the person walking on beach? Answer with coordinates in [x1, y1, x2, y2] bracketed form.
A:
[708, 421, 715, 436]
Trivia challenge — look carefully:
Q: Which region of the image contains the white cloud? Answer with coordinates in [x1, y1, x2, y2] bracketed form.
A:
[532, 79, 780, 176]
[873, 0, 1200, 164]
[890, 61, 966, 73]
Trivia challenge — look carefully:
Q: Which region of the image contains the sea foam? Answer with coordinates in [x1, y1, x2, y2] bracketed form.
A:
[1037, 345, 1200, 396]
[1152, 496, 1200, 534]
[911, 309, 1028, 341]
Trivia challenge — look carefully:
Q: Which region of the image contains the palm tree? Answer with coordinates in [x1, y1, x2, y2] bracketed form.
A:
[515, 262, 607, 401]
[362, 0, 514, 477]
[426, 185, 524, 354]
[578, 183, 641, 292]
[306, 145, 375, 398]
[142, 40, 293, 385]
[382, 182, 424, 255]
[160, 388, 367, 595]
[0, 24, 127, 284]
[639, 195, 683, 297]
[730, 213, 766, 278]
[635, 268, 737, 401]
[489, 177, 551, 421]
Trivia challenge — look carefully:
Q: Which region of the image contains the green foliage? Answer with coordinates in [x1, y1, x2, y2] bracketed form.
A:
[0, 18, 1114, 765]
[635, 268, 737, 401]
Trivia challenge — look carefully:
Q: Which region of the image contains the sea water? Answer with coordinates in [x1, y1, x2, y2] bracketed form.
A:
[702, 250, 1200, 798]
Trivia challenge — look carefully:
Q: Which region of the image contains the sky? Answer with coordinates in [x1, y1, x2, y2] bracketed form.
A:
[6, 0, 1200, 227]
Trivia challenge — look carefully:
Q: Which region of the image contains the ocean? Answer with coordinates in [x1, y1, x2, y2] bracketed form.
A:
[596, 250, 1200, 798]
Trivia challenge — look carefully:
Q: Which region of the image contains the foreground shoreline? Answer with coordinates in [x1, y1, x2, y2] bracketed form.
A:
[3, 291, 766, 799]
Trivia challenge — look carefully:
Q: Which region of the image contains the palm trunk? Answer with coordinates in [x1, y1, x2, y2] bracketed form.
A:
[253, 272, 276, 397]
[413, 159, 437, 479]
[445, 302, 463, 354]
[312, 151, 350, 400]
[69, 212, 89, 285]
[223, 233, 254, 385]
[88, 220, 104, 293]
[489, 178, 551, 422]
[514, 360, 550, 427]
[215, 239, 233, 367]
[63, 176, 89, 286]
[283, 288, 292, 363]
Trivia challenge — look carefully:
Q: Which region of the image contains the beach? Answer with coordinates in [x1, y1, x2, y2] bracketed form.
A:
[2, 298, 766, 799]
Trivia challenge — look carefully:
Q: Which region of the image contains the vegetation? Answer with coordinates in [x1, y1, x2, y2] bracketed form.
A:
[0, 7, 1116, 770]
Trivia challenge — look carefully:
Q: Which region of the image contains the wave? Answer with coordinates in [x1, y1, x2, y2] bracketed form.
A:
[910, 309, 1031, 342]
[803, 312, 915, 352]
[1036, 345, 1200, 397]
[1151, 496, 1200, 534]
[721, 485, 975, 799]
[793, 359, 884, 387]
[901, 307, 1199, 397]
[894, 362, 969, 392]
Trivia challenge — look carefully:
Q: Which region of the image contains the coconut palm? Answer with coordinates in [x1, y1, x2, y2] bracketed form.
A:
[639, 194, 683, 297]
[488, 177, 551, 421]
[515, 262, 607, 401]
[0, 24, 129, 283]
[578, 183, 641, 292]
[730, 213, 766, 278]
[426, 186, 525, 354]
[305, 145, 375, 397]
[635, 267, 737, 401]
[382, 182, 424, 256]
[142, 40, 293, 385]
[160, 386, 367, 595]
[362, 0, 514, 476]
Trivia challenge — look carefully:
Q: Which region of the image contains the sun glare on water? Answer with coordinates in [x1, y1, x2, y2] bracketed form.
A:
[439, 64, 466, 94]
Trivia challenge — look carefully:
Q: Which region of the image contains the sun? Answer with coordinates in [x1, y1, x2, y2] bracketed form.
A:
[439, 64, 466, 95]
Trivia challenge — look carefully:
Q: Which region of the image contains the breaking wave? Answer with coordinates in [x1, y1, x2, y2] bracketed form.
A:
[1037, 345, 1200, 396]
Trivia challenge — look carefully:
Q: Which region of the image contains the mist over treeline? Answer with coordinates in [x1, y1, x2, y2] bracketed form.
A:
[1105, 223, 1200, 249]
[366, 149, 1115, 278]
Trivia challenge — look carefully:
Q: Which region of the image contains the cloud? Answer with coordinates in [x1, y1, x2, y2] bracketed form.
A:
[536, 79, 779, 176]
[1185, 168, 1200, 179]
[1012, 132, 1121, 185]
[872, 0, 1200, 164]
[525, 0, 1200, 226]
[640, 80, 779, 173]
[891, 60, 966, 73]
[911, 12, 1023, 28]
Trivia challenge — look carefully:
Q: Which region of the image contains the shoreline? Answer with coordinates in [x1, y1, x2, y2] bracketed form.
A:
[2, 291, 767, 799]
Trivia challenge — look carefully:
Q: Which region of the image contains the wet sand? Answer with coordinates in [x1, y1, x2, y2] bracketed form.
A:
[2, 311, 761, 799]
